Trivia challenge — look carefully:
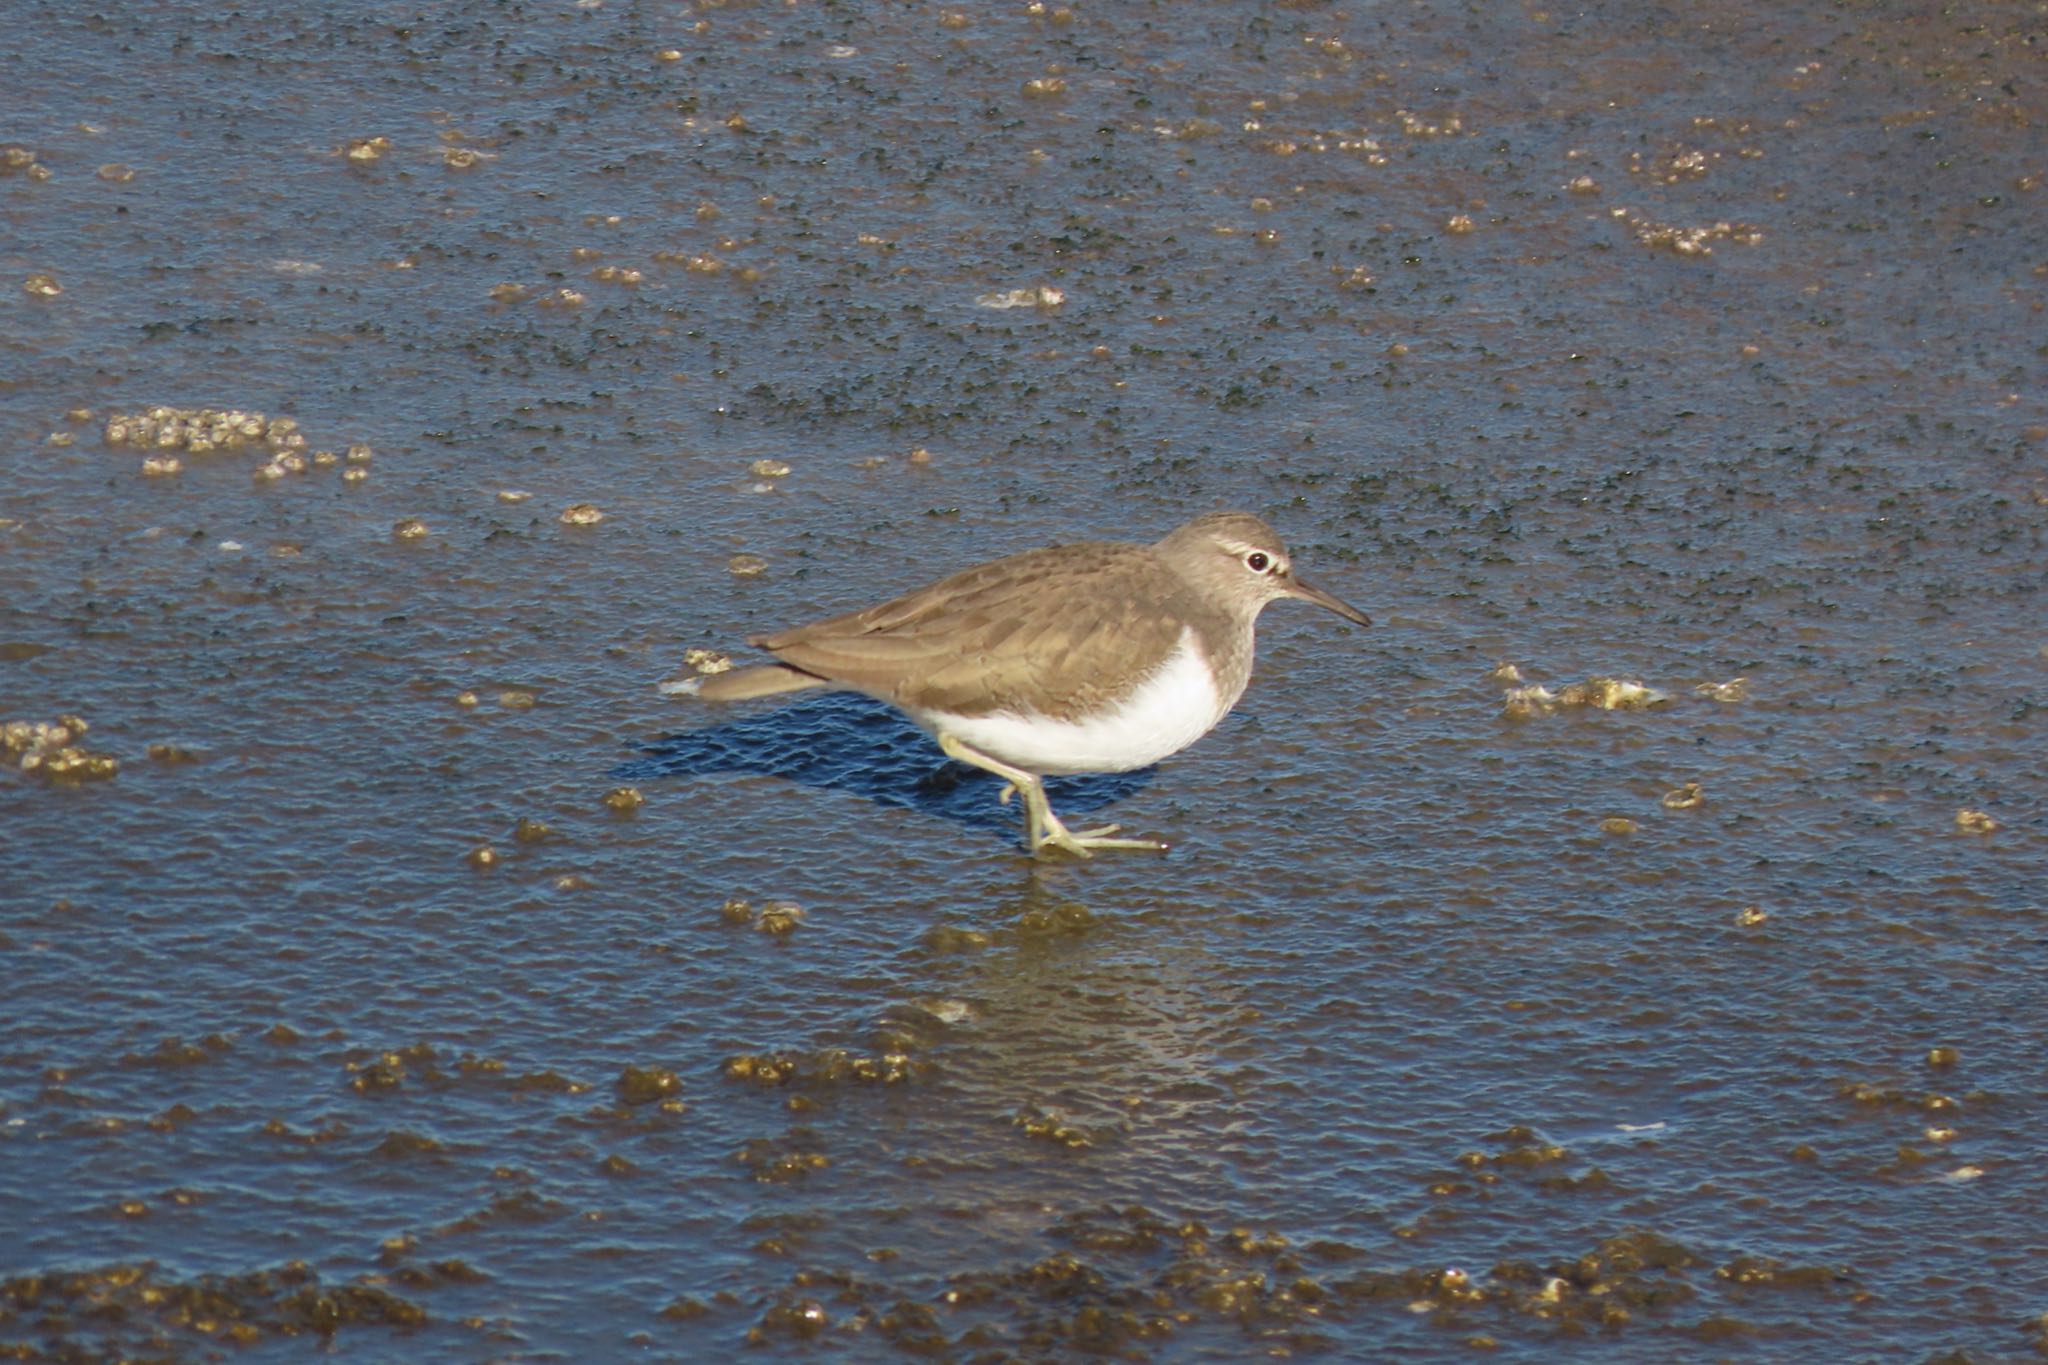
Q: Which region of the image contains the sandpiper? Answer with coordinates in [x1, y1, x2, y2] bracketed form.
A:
[677, 511, 1370, 856]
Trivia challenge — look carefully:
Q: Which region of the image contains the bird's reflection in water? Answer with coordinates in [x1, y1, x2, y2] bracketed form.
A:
[873, 878, 1251, 1204]
[627, 692, 1155, 842]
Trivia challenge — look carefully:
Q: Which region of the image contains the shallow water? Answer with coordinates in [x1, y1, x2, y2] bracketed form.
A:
[3, 0, 2044, 1359]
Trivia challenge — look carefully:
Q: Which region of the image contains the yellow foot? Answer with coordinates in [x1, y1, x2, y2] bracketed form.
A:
[932, 732, 1168, 857]
[1035, 817, 1169, 858]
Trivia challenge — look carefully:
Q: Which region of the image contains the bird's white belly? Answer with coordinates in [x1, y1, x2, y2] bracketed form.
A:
[917, 628, 1229, 775]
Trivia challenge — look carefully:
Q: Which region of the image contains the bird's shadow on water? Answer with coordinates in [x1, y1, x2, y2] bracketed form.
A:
[621, 693, 1155, 840]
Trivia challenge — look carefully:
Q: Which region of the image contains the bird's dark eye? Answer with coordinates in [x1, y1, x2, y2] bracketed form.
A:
[1245, 551, 1271, 573]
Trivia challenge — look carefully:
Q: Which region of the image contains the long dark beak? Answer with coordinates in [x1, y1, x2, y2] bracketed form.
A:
[1285, 575, 1371, 627]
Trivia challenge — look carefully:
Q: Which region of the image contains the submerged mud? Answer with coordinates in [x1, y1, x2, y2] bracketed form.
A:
[3, 0, 2043, 1361]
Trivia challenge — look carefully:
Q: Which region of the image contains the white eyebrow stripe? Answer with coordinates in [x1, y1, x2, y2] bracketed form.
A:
[1219, 538, 1286, 567]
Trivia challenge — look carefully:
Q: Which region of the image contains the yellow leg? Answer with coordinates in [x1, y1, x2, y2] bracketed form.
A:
[937, 733, 1166, 857]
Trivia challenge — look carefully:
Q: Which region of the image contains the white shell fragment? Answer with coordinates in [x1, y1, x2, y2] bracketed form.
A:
[975, 286, 1065, 310]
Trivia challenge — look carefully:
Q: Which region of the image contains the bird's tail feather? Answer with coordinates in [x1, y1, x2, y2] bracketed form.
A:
[682, 663, 831, 703]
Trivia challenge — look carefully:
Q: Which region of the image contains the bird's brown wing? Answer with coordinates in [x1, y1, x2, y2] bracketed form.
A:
[755, 541, 1193, 718]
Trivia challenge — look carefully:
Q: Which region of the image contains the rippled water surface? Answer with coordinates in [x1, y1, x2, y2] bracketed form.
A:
[4, 0, 2044, 1360]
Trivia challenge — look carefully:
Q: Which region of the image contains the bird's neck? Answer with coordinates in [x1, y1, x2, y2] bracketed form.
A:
[1194, 615, 1258, 719]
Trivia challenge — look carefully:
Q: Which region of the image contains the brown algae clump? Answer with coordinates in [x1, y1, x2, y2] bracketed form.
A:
[617, 1065, 684, 1106]
[722, 1048, 923, 1089]
[5, 714, 117, 782]
[716, 897, 807, 936]
[1953, 809, 1998, 835]
[102, 407, 370, 484]
[735, 1135, 829, 1184]
[1015, 1105, 1097, 1149]
[1499, 667, 1673, 717]
[3, 144, 52, 179]
[755, 901, 805, 936]
[0, 1262, 426, 1349]
[1609, 206, 1763, 256]
[344, 1042, 443, 1095]
[106, 407, 286, 455]
[1558, 678, 1671, 710]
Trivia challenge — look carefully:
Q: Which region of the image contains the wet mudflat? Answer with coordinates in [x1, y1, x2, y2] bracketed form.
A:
[3, 0, 2044, 1360]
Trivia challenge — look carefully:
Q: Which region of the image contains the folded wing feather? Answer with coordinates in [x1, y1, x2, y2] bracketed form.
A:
[747, 541, 1191, 718]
